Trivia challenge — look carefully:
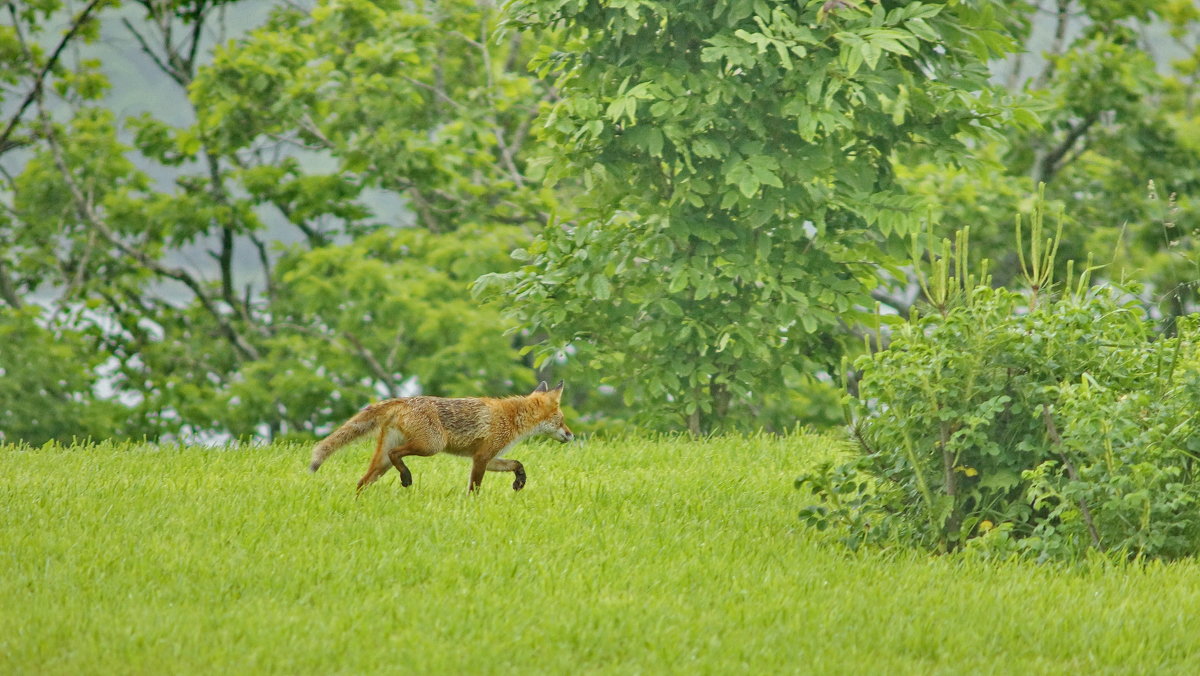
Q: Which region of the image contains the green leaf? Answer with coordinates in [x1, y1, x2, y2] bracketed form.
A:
[737, 173, 760, 198]
[979, 469, 1021, 491]
[592, 274, 613, 300]
[844, 43, 864, 76]
[905, 18, 939, 42]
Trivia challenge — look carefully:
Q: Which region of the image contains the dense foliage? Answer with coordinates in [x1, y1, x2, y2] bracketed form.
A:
[0, 307, 128, 444]
[799, 218, 1200, 561]
[901, 0, 1200, 318]
[0, 0, 562, 441]
[487, 0, 1031, 433]
[1, 1, 1199, 443]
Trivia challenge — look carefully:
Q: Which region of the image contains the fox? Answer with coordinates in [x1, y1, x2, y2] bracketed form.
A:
[309, 380, 574, 493]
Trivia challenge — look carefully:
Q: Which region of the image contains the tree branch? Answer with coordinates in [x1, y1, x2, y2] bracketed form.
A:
[199, 145, 246, 316]
[212, 225, 238, 316]
[341, 330, 399, 397]
[401, 75, 466, 111]
[121, 16, 187, 86]
[127, 0, 214, 88]
[0, 258, 22, 309]
[1034, 112, 1099, 184]
[503, 31, 524, 74]
[939, 421, 962, 545]
[32, 93, 261, 362]
[248, 232, 276, 304]
[404, 187, 443, 233]
[56, 224, 98, 311]
[184, 0, 210, 74]
[1034, 0, 1072, 89]
[277, 322, 399, 397]
[0, 0, 107, 154]
[297, 112, 336, 149]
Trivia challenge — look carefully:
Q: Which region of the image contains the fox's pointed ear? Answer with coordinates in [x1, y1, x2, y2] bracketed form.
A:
[533, 381, 549, 393]
[552, 380, 564, 392]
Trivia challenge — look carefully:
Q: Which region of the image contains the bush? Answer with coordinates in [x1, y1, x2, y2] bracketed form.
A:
[798, 213, 1200, 561]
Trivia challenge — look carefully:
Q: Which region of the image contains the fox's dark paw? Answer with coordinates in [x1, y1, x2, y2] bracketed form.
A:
[399, 468, 413, 487]
[512, 470, 526, 491]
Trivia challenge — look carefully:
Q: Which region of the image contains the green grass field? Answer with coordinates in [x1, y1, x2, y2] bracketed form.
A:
[4, 434, 1200, 674]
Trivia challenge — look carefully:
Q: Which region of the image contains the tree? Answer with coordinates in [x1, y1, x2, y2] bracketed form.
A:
[489, 0, 1034, 433]
[0, 307, 131, 445]
[0, 0, 565, 443]
[900, 0, 1200, 323]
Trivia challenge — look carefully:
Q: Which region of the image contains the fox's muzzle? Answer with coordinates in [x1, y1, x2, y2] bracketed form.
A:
[555, 428, 574, 443]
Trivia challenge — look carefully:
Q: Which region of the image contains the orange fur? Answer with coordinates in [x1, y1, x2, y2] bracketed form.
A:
[310, 381, 574, 493]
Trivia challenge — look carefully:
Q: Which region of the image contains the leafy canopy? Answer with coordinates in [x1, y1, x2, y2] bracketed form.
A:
[0, 0, 561, 443]
[487, 0, 1032, 432]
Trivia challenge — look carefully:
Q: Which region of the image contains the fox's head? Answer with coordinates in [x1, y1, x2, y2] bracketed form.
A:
[529, 380, 574, 443]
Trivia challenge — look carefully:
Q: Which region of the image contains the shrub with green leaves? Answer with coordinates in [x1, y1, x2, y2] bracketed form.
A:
[799, 234, 1200, 560]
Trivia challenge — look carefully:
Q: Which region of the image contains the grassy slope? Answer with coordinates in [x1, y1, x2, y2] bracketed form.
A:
[3, 434, 1199, 675]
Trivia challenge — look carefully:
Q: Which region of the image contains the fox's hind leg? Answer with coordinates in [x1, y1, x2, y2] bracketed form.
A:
[387, 441, 440, 487]
[486, 458, 527, 491]
[357, 427, 402, 493]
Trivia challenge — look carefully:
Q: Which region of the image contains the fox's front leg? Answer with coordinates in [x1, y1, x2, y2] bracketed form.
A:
[468, 456, 488, 493]
[486, 458, 526, 491]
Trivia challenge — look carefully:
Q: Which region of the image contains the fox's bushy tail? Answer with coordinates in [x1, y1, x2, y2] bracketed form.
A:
[309, 405, 384, 472]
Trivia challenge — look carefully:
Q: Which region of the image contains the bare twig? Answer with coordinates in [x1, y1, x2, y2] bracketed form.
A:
[466, 22, 528, 189]
[122, 16, 187, 86]
[125, 0, 216, 87]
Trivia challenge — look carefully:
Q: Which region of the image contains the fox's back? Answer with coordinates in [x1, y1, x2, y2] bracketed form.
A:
[390, 396, 495, 453]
